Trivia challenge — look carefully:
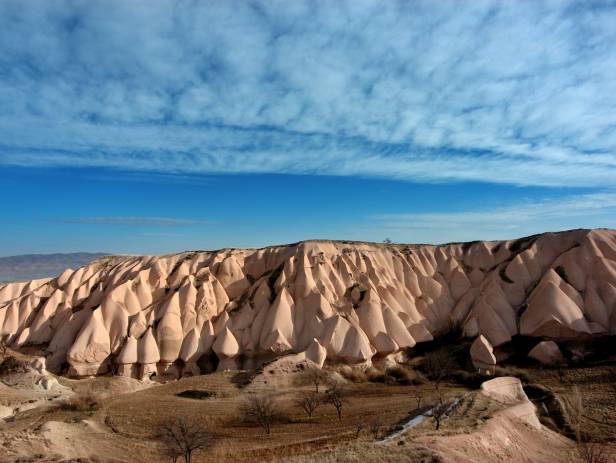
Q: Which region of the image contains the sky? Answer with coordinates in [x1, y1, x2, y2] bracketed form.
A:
[1, 0, 616, 256]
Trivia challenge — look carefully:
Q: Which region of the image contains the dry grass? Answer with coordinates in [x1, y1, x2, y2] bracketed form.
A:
[267, 440, 442, 463]
[94, 371, 467, 462]
[515, 364, 616, 444]
[3, 358, 616, 463]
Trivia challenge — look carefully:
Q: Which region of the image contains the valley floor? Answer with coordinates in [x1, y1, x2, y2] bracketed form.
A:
[1, 350, 615, 462]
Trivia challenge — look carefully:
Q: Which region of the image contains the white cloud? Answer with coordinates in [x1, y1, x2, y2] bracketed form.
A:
[0, 0, 615, 187]
[369, 193, 616, 243]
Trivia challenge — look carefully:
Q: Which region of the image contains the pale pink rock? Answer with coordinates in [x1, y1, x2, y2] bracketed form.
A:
[470, 335, 496, 373]
[1, 229, 615, 377]
[67, 309, 111, 376]
[528, 341, 564, 365]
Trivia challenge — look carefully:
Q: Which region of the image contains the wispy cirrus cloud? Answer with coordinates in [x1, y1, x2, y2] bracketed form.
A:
[369, 193, 616, 243]
[0, 1, 615, 187]
[50, 216, 216, 226]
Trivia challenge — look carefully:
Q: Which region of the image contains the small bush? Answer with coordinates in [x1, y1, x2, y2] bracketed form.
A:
[0, 356, 29, 377]
[365, 367, 386, 383]
[384, 365, 422, 385]
[336, 365, 368, 383]
[176, 390, 215, 400]
[60, 392, 101, 412]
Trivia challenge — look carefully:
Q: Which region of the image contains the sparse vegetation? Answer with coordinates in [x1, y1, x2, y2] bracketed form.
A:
[431, 390, 449, 431]
[295, 391, 320, 419]
[368, 416, 382, 439]
[158, 416, 212, 463]
[385, 365, 422, 385]
[300, 364, 328, 393]
[421, 350, 456, 388]
[570, 386, 611, 463]
[176, 390, 215, 400]
[60, 392, 101, 412]
[325, 383, 347, 421]
[239, 394, 278, 435]
[0, 356, 29, 378]
[354, 420, 364, 439]
[337, 364, 422, 386]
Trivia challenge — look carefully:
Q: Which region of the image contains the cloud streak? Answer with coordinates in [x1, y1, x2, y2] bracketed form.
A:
[1, 0, 615, 187]
[369, 193, 616, 243]
[50, 216, 215, 226]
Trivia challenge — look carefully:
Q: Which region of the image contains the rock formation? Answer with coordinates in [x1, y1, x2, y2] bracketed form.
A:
[0, 229, 615, 378]
[528, 340, 564, 365]
[470, 335, 496, 374]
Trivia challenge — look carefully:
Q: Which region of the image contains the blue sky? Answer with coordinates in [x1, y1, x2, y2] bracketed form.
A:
[1, 0, 616, 256]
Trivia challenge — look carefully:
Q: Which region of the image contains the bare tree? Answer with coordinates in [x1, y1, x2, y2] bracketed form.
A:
[295, 391, 320, 419]
[239, 394, 277, 435]
[431, 393, 449, 431]
[158, 417, 212, 463]
[414, 392, 423, 410]
[301, 364, 327, 393]
[369, 417, 382, 439]
[326, 384, 347, 421]
[423, 350, 455, 389]
[0, 338, 7, 357]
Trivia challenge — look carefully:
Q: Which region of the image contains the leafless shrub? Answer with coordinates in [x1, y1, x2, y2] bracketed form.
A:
[577, 441, 610, 463]
[422, 350, 456, 388]
[300, 365, 328, 393]
[325, 383, 347, 421]
[239, 394, 278, 435]
[158, 417, 212, 463]
[354, 420, 364, 439]
[368, 417, 382, 439]
[295, 391, 320, 419]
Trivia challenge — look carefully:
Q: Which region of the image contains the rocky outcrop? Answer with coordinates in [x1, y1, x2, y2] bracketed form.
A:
[528, 341, 564, 365]
[470, 335, 496, 373]
[0, 229, 615, 378]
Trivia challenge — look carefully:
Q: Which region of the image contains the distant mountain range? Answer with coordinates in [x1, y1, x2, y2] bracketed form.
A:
[0, 253, 107, 282]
